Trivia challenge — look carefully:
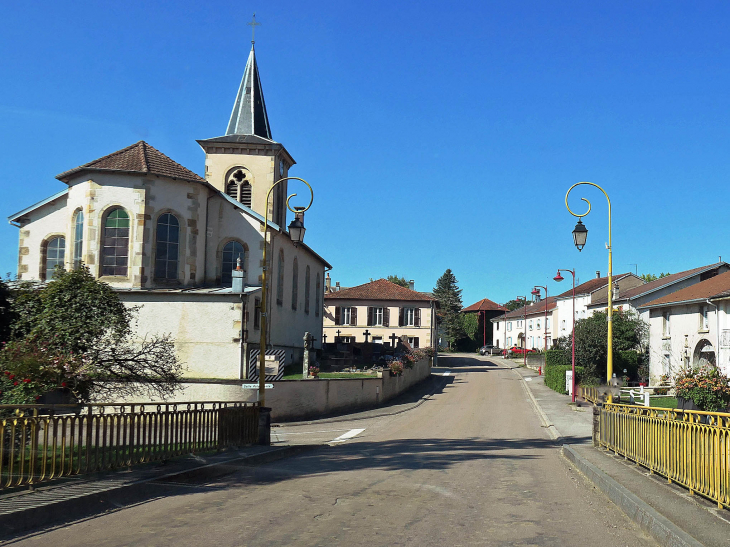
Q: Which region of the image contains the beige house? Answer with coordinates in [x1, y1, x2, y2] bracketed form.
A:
[323, 279, 437, 348]
[7, 43, 331, 384]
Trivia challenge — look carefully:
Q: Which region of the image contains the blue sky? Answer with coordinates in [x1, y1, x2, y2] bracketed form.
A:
[1, 1, 729, 306]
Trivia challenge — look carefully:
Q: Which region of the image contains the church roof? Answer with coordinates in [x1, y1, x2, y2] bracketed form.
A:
[325, 279, 435, 302]
[56, 141, 207, 184]
[226, 45, 272, 139]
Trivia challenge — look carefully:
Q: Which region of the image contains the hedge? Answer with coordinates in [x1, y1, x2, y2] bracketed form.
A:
[545, 364, 585, 395]
[545, 349, 570, 368]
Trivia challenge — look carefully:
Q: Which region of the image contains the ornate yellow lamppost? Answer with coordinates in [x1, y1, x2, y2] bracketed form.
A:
[565, 182, 613, 396]
[258, 177, 313, 407]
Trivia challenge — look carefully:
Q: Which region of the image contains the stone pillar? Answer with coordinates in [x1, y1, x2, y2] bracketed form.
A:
[592, 404, 601, 447]
[303, 331, 312, 379]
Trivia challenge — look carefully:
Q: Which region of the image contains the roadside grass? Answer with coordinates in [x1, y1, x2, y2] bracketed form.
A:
[650, 396, 678, 409]
[318, 372, 379, 379]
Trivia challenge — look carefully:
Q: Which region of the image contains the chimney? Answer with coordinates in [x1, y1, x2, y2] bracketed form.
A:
[336, 282, 340, 292]
[596, 271, 600, 278]
[325, 272, 331, 291]
[408, 280, 415, 290]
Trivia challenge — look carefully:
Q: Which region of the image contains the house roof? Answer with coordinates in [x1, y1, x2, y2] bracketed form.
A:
[56, 141, 207, 184]
[639, 270, 730, 308]
[498, 297, 558, 320]
[324, 279, 435, 302]
[590, 262, 728, 306]
[462, 298, 507, 313]
[556, 273, 634, 298]
[8, 188, 69, 223]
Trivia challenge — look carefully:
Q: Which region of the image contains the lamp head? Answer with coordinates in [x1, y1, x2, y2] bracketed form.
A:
[288, 210, 306, 246]
[553, 271, 564, 282]
[572, 219, 588, 251]
[531, 288, 540, 296]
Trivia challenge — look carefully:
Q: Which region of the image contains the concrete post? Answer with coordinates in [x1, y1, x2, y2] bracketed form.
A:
[592, 404, 601, 447]
[303, 331, 311, 379]
[258, 407, 271, 446]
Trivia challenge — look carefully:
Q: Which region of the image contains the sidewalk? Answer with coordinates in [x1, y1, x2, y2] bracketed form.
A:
[499, 356, 730, 547]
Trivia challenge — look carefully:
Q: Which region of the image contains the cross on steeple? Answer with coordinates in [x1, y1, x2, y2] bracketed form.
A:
[248, 13, 261, 44]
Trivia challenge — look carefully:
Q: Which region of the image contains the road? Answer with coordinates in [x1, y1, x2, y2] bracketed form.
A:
[12, 355, 656, 546]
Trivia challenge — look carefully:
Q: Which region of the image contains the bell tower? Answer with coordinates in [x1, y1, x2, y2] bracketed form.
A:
[197, 20, 295, 227]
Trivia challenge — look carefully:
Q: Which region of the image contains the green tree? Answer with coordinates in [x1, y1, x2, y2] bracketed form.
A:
[503, 299, 526, 312]
[386, 275, 410, 288]
[433, 269, 464, 348]
[640, 272, 670, 282]
[462, 313, 479, 341]
[0, 278, 13, 344]
[2, 268, 183, 404]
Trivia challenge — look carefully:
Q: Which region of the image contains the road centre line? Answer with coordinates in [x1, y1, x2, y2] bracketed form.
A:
[330, 428, 365, 443]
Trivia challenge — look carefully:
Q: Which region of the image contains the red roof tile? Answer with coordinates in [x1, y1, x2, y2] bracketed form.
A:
[324, 279, 434, 302]
[462, 298, 507, 313]
[556, 273, 633, 298]
[57, 141, 206, 184]
[640, 270, 730, 308]
[500, 297, 558, 319]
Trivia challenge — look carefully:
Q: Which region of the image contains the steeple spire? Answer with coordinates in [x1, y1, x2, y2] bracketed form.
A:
[226, 20, 272, 139]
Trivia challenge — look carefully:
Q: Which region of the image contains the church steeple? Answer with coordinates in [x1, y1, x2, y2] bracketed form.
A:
[226, 43, 272, 139]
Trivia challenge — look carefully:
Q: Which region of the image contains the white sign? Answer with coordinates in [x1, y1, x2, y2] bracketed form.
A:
[242, 383, 274, 390]
[565, 371, 573, 396]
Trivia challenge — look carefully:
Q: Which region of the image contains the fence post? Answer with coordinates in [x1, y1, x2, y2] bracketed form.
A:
[593, 403, 602, 447]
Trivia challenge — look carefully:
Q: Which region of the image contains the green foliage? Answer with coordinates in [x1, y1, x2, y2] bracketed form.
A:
[640, 272, 670, 282]
[386, 275, 410, 288]
[675, 365, 730, 412]
[544, 365, 585, 395]
[0, 279, 12, 345]
[433, 269, 464, 348]
[503, 299, 526, 312]
[615, 350, 641, 382]
[462, 313, 479, 341]
[545, 349, 571, 368]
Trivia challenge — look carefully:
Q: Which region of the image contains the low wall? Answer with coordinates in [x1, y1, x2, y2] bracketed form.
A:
[116, 357, 433, 422]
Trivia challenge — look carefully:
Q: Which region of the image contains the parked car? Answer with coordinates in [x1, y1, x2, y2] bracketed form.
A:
[479, 345, 497, 355]
[501, 346, 535, 356]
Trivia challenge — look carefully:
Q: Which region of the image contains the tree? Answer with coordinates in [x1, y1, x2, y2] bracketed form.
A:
[2, 267, 183, 404]
[433, 269, 464, 348]
[462, 313, 479, 341]
[387, 275, 410, 288]
[503, 299, 526, 312]
[0, 279, 12, 345]
[640, 272, 670, 282]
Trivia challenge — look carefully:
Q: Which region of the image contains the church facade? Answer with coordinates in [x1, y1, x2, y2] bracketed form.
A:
[8, 43, 330, 387]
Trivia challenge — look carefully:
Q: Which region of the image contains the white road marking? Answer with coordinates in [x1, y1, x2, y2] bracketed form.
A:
[442, 371, 451, 376]
[525, 377, 532, 382]
[273, 429, 353, 436]
[330, 428, 365, 443]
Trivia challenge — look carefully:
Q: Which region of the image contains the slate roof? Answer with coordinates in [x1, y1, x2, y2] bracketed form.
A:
[590, 263, 727, 306]
[56, 141, 207, 184]
[226, 44, 272, 139]
[639, 271, 730, 308]
[556, 273, 633, 298]
[462, 298, 507, 313]
[324, 279, 435, 302]
[500, 297, 558, 320]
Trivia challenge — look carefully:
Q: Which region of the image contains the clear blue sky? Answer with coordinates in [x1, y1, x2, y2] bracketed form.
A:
[2, 1, 729, 306]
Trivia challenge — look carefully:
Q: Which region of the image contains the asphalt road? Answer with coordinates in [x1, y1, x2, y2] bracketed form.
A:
[12, 355, 656, 546]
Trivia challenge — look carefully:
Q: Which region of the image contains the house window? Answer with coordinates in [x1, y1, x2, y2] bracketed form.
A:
[304, 266, 311, 315]
[374, 307, 384, 326]
[496, 322, 500, 331]
[254, 298, 261, 329]
[315, 272, 320, 317]
[73, 210, 83, 269]
[546, 318, 551, 329]
[44, 236, 65, 280]
[700, 306, 709, 331]
[155, 213, 180, 280]
[561, 320, 566, 330]
[662, 353, 671, 375]
[536, 320, 541, 330]
[507, 337, 512, 346]
[276, 250, 284, 306]
[221, 241, 244, 287]
[403, 307, 415, 326]
[508, 322, 512, 331]
[529, 320, 533, 331]
[339, 335, 354, 344]
[101, 208, 129, 276]
[342, 307, 352, 325]
[373, 336, 383, 344]
[291, 258, 298, 310]
[408, 337, 420, 348]
[663, 311, 671, 337]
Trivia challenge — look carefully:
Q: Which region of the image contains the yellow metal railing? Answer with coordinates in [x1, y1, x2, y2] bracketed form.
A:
[582, 386, 600, 404]
[0, 401, 259, 490]
[600, 402, 730, 508]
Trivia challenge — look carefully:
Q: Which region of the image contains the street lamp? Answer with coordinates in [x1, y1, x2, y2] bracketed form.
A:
[517, 296, 527, 367]
[566, 182, 613, 398]
[554, 269, 576, 402]
[259, 177, 314, 407]
[532, 285, 549, 357]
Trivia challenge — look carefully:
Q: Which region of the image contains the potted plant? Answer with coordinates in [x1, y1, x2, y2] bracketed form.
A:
[675, 365, 730, 412]
[309, 365, 320, 378]
[653, 373, 671, 395]
[389, 361, 404, 376]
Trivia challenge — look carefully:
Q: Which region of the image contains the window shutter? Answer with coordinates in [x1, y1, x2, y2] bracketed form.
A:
[351, 307, 358, 326]
[413, 337, 420, 348]
[415, 308, 421, 327]
[398, 307, 404, 327]
[335, 306, 341, 325]
[384, 307, 390, 327]
[367, 307, 373, 326]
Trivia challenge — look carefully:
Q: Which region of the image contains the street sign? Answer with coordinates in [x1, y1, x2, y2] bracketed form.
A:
[242, 383, 274, 389]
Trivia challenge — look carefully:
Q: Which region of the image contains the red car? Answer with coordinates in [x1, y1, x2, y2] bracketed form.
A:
[502, 346, 535, 356]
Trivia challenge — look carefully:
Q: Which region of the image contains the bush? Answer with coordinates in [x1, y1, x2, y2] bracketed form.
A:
[675, 365, 730, 412]
[546, 349, 570, 368]
[545, 364, 585, 395]
[615, 350, 641, 382]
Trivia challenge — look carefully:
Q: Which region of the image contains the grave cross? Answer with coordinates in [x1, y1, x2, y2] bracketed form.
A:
[336, 329, 342, 342]
[322, 333, 327, 344]
[363, 329, 371, 343]
[389, 332, 398, 348]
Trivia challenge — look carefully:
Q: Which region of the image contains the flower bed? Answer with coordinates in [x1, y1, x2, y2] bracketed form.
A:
[675, 365, 730, 412]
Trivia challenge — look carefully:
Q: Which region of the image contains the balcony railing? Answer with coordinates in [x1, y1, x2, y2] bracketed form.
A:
[1, 401, 259, 490]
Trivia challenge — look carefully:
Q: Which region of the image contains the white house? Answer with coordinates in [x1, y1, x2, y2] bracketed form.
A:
[492, 297, 557, 351]
[639, 270, 730, 382]
[8, 43, 331, 386]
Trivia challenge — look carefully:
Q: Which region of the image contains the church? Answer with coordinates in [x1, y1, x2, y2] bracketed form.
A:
[7, 41, 331, 393]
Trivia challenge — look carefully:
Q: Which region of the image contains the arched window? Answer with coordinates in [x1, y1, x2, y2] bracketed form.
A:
[226, 181, 238, 200]
[225, 168, 251, 206]
[155, 213, 180, 280]
[241, 183, 252, 208]
[102, 208, 129, 276]
[73, 210, 83, 269]
[221, 241, 245, 287]
[291, 258, 299, 310]
[315, 272, 321, 317]
[44, 236, 65, 280]
[304, 265, 311, 315]
[276, 250, 284, 306]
